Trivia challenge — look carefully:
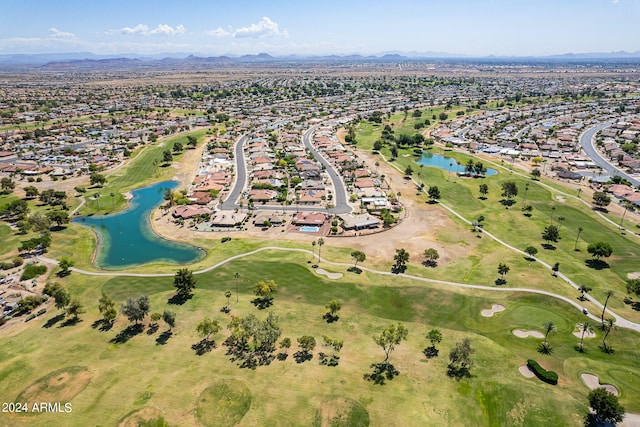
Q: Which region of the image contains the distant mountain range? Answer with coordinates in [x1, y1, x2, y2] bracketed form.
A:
[1, 51, 640, 67]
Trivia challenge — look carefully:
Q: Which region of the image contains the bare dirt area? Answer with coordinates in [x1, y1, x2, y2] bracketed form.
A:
[17, 367, 91, 403]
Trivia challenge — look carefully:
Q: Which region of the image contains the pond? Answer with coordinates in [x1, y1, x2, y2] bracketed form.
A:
[74, 181, 205, 269]
[417, 152, 498, 176]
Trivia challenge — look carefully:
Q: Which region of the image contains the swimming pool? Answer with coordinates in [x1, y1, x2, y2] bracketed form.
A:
[300, 226, 319, 232]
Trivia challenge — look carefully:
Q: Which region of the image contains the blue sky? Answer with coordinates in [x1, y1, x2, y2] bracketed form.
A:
[1, 0, 638, 56]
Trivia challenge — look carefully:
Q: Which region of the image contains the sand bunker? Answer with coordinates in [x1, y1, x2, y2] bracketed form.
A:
[555, 195, 566, 202]
[519, 365, 535, 378]
[581, 373, 619, 396]
[573, 324, 596, 339]
[628, 272, 640, 280]
[513, 329, 544, 338]
[481, 304, 505, 317]
[315, 268, 343, 280]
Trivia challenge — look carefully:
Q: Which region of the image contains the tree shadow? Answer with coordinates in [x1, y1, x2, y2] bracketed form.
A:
[541, 243, 557, 250]
[585, 259, 610, 270]
[156, 330, 172, 345]
[146, 323, 159, 335]
[251, 297, 273, 310]
[623, 297, 640, 311]
[110, 323, 144, 344]
[599, 343, 615, 354]
[422, 260, 438, 268]
[446, 365, 472, 381]
[494, 278, 507, 286]
[220, 306, 231, 314]
[56, 270, 71, 278]
[91, 319, 115, 332]
[391, 265, 407, 274]
[42, 313, 65, 329]
[499, 199, 516, 207]
[322, 313, 339, 323]
[293, 350, 313, 363]
[318, 352, 340, 367]
[276, 352, 289, 361]
[423, 346, 439, 358]
[60, 317, 82, 327]
[192, 338, 216, 355]
[574, 345, 588, 354]
[347, 266, 362, 274]
[167, 293, 192, 305]
[363, 362, 399, 385]
[538, 343, 554, 354]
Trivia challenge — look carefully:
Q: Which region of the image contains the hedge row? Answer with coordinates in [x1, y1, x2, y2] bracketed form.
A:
[527, 359, 558, 385]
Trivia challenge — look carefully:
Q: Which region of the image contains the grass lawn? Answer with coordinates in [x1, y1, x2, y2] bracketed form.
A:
[1, 252, 639, 426]
[353, 115, 640, 321]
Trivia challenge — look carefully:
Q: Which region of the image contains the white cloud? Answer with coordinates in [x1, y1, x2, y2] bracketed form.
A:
[48, 27, 75, 38]
[234, 17, 288, 38]
[106, 24, 186, 36]
[204, 27, 231, 38]
[204, 17, 288, 39]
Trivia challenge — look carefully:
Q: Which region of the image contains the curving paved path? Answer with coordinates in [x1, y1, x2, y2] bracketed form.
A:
[38, 243, 640, 333]
[579, 120, 639, 187]
[301, 124, 351, 214]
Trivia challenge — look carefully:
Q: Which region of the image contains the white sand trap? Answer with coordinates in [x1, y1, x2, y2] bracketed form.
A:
[573, 324, 597, 339]
[315, 268, 343, 280]
[555, 195, 566, 202]
[581, 373, 619, 396]
[481, 304, 505, 317]
[628, 272, 640, 280]
[513, 329, 545, 338]
[519, 365, 535, 378]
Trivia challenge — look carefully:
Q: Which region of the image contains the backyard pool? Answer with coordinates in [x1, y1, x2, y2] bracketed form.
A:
[300, 226, 320, 232]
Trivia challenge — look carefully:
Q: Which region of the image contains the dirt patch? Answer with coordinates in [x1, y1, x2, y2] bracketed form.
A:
[573, 324, 596, 339]
[512, 329, 544, 339]
[481, 304, 505, 317]
[118, 407, 165, 427]
[315, 397, 370, 427]
[581, 373, 619, 396]
[519, 365, 535, 378]
[315, 268, 343, 280]
[17, 366, 91, 403]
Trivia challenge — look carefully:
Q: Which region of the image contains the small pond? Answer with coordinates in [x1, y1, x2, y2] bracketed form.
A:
[418, 152, 498, 176]
[74, 181, 205, 269]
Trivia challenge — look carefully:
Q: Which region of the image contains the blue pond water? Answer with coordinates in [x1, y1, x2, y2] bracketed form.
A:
[74, 181, 205, 269]
[418, 152, 498, 176]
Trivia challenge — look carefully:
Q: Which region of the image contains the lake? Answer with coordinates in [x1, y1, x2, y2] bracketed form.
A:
[74, 181, 205, 269]
[417, 152, 498, 176]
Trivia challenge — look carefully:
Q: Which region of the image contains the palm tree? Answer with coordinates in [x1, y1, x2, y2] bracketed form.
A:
[601, 290, 614, 323]
[601, 318, 616, 352]
[234, 272, 240, 303]
[619, 201, 633, 229]
[574, 226, 583, 251]
[543, 321, 556, 347]
[311, 240, 316, 260]
[317, 238, 325, 263]
[110, 192, 115, 211]
[577, 321, 593, 352]
[93, 193, 101, 211]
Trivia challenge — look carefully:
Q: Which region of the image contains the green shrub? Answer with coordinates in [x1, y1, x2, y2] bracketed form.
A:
[20, 263, 47, 281]
[12, 257, 24, 267]
[25, 313, 36, 322]
[527, 359, 558, 385]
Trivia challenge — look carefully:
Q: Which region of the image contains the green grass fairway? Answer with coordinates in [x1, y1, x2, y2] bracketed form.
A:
[196, 380, 252, 427]
[2, 252, 639, 426]
[353, 116, 640, 321]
